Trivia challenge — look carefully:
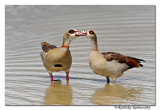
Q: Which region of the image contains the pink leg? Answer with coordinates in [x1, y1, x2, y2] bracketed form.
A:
[66, 71, 69, 80]
[50, 75, 53, 81]
[66, 74, 69, 80]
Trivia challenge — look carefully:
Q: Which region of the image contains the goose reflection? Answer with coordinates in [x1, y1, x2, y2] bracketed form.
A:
[90, 83, 140, 105]
[44, 81, 72, 105]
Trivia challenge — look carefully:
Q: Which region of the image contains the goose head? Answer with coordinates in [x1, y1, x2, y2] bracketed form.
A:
[81, 30, 97, 40]
[62, 29, 86, 48]
[63, 29, 86, 41]
[80, 30, 98, 50]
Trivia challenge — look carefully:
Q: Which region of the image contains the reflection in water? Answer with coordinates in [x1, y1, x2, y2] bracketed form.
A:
[91, 83, 140, 105]
[44, 81, 72, 105]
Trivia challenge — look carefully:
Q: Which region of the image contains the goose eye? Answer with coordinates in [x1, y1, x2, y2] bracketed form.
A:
[89, 30, 94, 34]
[69, 30, 75, 34]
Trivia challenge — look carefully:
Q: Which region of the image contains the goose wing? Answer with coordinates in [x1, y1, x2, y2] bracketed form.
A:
[41, 42, 57, 53]
[101, 52, 145, 69]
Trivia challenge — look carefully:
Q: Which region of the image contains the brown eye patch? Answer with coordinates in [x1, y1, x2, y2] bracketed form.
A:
[69, 29, 75, 34]
[89, 30, 94, 34]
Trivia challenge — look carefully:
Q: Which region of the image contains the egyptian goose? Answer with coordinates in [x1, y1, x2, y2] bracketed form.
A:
[40, 29, 84, 81]
[81, 30, 145, 84]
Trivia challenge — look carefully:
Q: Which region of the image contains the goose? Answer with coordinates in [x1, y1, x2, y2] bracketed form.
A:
[80, 30, 145, 84]
[40, 29, 84, 81]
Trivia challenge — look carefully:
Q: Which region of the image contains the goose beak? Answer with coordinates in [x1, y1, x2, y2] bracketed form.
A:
[75, 31, 87, 36]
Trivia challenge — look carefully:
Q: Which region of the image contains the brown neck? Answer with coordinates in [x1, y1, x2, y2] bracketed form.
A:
[62, 40, 69, 49]
[91, 35, 98, 51]
[61, 32, 71, 49]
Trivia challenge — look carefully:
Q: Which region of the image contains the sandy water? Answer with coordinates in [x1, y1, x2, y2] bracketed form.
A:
[5, 5, 155, 105]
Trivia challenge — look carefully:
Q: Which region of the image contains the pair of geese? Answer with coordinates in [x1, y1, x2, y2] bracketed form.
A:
[40, 29, 145, 84]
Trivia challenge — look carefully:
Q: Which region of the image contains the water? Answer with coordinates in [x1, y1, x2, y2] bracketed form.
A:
[5, 5, 155, 105]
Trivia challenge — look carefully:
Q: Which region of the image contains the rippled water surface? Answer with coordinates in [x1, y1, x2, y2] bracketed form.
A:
[5, 5, 155, 105]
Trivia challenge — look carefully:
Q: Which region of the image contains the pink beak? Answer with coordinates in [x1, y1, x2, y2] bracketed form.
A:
[75, 31, 87, 36]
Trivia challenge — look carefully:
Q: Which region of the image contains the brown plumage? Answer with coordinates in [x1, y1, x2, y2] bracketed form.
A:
[41, 42, 57, 53]
[101, 52, 145, 69]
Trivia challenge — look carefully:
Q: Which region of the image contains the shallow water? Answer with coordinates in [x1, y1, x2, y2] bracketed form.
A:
[5, 5, 155, 105]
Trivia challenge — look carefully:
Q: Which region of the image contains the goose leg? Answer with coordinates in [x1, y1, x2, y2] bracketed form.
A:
[106, 77, 110, 83]
[50, 75, 53, 81]
[66, 71, 69, 81]
[49, 72, 53, 81]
